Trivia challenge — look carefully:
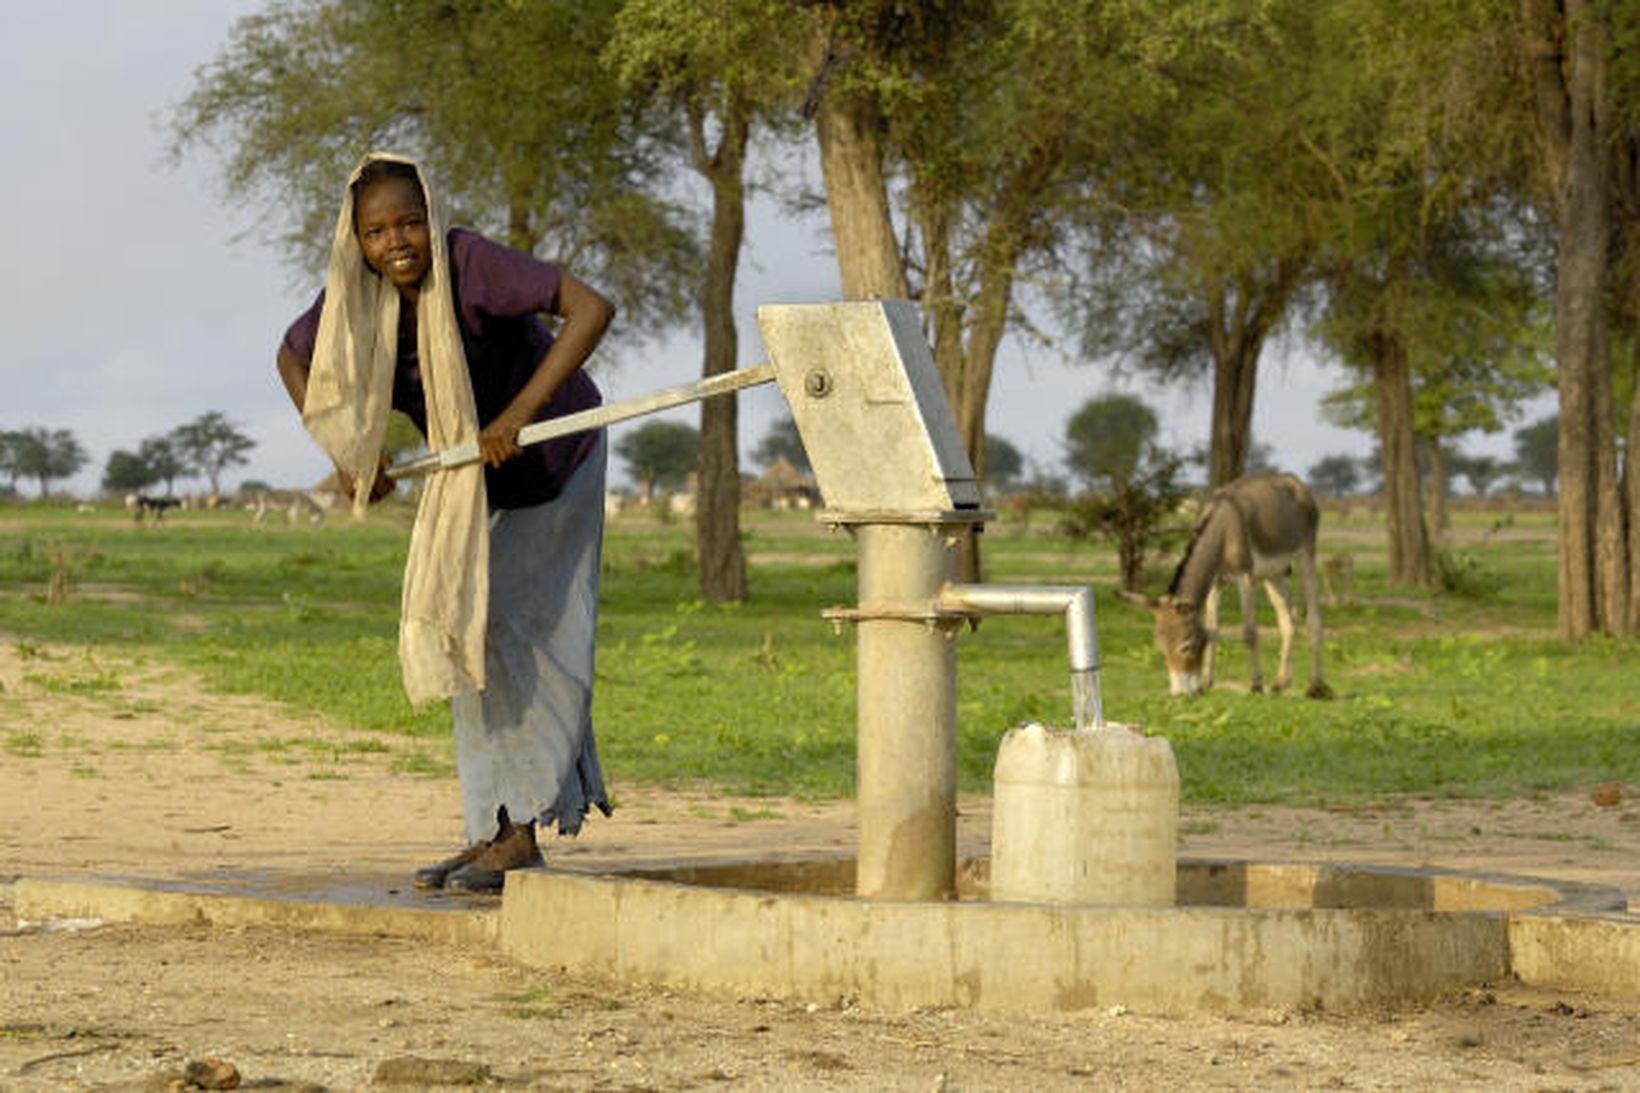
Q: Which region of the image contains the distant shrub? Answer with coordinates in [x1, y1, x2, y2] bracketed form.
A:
[1435, 549, 1504, 599]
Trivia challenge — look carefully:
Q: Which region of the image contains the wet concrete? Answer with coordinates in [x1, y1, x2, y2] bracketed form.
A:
[79, 868, 494, 910]
[12, 869, 501, 947]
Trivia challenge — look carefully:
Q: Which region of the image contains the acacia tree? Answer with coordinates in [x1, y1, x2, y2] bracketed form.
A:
[752, 416, 811, 474]
[1061, 393, 1186, 591]
[1449, 452, 1505, 497]
[1307, 454, 1361, 498]
[11, 427, 87, 498]
[171, 412, 256, 499]
[1064, 393, 1158, 491]
[0, 431, 24, 493]
[138, 436, 188, 496]
[1514, 414, 1560, 496]
[1423, 349, 1545, 527]
[799, 1, 1193, 579]
[1368, 0, 1640, 631]
[103, 450, 161, 494]
[982, 434, 1024, 493]
[796, 2, 1373, 579]
[616, 420, 700, 503]
[1065, 2, 1321, 490]
[1319, 233, 1551, 551]
[1241, 0, 1558, 587]
[608, 0, 809, 604]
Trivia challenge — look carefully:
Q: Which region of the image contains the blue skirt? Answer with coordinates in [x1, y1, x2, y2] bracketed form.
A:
[450, 433, 611, 843]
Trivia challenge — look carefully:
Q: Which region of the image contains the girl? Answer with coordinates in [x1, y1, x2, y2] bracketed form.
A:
[276, 154, 615, 892]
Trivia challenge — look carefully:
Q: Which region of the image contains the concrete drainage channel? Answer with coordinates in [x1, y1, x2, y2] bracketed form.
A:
[12, 859, 1636, 1014]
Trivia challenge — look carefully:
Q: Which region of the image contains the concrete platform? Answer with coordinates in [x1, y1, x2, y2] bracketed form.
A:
[10, 857, 1635, 1016]
[499, 856, 1631, 1014]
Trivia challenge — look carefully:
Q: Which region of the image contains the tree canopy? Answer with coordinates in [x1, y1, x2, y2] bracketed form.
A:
[103, 450, 161, 494]
[171, 412, 256, 498]
[1449, 451, 1506, 498]
[164, 0, 1640, 637]
[1514, 414, 1559, 496]
[1064, 393, 1159, 491]
[1307, 454, 1362, 499]
[616, 419, 700, 500]
[5, 427, 87, 498]
[981, 434, 1023, 493]
[139, 437, 188, 496]
[752, 416, 810, 475]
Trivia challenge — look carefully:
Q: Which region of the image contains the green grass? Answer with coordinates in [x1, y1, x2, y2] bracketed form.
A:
[1, 498, 1635, 807]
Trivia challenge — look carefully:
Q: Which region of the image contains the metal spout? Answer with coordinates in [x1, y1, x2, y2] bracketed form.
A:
[936, 583, 1103, 729]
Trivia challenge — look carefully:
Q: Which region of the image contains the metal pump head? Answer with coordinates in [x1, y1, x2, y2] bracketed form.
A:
[756, 302, 982, 517]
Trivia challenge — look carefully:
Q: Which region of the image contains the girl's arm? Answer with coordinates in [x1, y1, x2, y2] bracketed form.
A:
[276, 346, 312, 413]
[475, 272, 615, 468]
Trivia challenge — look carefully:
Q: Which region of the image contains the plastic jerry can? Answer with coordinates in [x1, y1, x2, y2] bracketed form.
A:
[990, 722, 1178, 905]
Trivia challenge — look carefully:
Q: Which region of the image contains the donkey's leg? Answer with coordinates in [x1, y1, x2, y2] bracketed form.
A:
[1296, 548, 1332, 698]
[1202, 583, 1223, 689]
[1236, 574, 1262, 692]
[1264, 575, 1296, 692]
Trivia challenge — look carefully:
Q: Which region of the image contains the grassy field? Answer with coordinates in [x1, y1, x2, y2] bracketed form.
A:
[1, 497, 1634, 806]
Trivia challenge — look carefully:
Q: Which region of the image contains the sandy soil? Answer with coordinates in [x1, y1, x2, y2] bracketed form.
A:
[2, 640, 1638, 1091]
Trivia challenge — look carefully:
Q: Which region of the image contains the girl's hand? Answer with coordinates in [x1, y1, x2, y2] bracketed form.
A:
[335, 455, 396, 504]
[478, 412, 528, 468]
[471, 269, 613, 471]
[368, 456, 396, 502]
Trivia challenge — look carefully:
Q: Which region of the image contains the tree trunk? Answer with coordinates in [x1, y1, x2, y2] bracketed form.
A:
[1591, 319, 1627, 632]
[916, 198, 966, 412]
[1207, 338, 1259, 488]
[814, 90, 909, 300]
[691, 103, 750, 604]
[1574, 4, 1626, 633]
[1372, 331, 1431, 586]
[957, 254, 1012, 474]
[1203, 269, 1289, 488]
[1628, 330, 1640, 633]
[1425, 438, 1448, 546]
[1524, 0, 1616, 637]
[947, 241, 1017, 584]
[915, 197, 987, 581]
[506, 201, 535, 253]
[1551, 6, 1609, 638]
[928, 132, 1063, 581]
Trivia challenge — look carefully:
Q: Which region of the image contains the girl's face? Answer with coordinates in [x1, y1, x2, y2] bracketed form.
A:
[354, 175, 432, 295]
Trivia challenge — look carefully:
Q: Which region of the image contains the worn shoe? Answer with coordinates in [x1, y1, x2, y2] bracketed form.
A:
[444, 819, 543, 893]
[413, 840, 490, 890]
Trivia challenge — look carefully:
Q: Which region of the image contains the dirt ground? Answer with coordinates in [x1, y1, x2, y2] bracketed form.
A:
[2, 641, 1639, 1091]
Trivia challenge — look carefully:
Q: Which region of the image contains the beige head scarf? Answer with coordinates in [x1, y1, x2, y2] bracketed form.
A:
[301, 153, 489, 707]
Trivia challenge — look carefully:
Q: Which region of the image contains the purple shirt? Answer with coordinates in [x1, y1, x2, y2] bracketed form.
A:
[282, 229, 602, 509]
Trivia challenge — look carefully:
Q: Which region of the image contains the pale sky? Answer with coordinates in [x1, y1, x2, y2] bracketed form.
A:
[1, 1, 1458, 501]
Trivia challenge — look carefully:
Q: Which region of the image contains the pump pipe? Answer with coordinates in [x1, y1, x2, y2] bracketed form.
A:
[937, 583, 1097, 670]
[935, 583, 1103, 728]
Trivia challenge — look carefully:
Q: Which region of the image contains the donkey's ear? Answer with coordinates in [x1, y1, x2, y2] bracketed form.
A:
[1115, 588, 1157, 609]
[1159, 595, 1194, 618]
